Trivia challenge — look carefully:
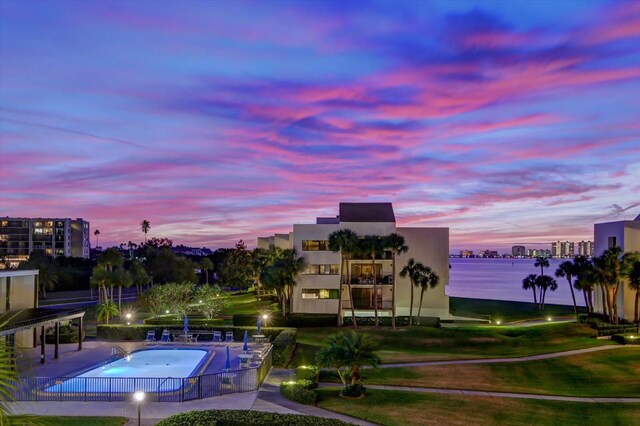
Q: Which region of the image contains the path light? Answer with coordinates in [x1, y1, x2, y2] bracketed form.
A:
[165, 310, 170, 314]
[547, 317, 552, 322]
[126, 313, 132, 320]
[134, 391, 145, 426]
[262, 314, 268, 321]
[199, 300, 203, 304]
[495, 320, 501, 325]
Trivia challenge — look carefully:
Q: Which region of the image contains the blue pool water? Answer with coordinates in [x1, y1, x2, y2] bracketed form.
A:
[44, 348, 208, 393]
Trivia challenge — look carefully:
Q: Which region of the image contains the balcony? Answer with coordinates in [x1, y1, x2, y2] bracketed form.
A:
[341, 287, 392, 310]
[342, 275, 393, 285]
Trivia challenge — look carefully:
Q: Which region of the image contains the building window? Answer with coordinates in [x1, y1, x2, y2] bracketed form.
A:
[301, 264, 339, 275]
[608, 237, 617, 248]
[301, 289, 339, 299]
[302, 240, 330, 251]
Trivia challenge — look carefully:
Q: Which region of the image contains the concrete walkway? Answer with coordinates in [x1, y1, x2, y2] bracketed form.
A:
[252, 368, 375, 426]
[318, 384, 640, 404]
[378, 344, 627, 368]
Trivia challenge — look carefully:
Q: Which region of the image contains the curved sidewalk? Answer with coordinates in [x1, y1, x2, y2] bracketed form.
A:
[326, 384, 640, 403]
[379, 344, 628, 368]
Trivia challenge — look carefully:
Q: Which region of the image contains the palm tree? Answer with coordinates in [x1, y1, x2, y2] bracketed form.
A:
[384, 233, 408, 330]
[94, 229, 100, 248]
[536, 275, 558, 309]
[316, 332, 380, 390]
[622, 252, 640, 323]
[281, 248, 305, 315]
[0, 344, 17, 425]
[99, 248, 123, 303]
[400, 258, 426, 326]
[555, 261, 578, 319]
[596, 247, 623, 323]
[416, 266, 440, 319]
[37, 261, 59, 299]
[114, 268, 132, 312]
[359, 236, 385, 327]
[522, 274, 538, 307]
[573, 256, 594, 313]
[200, 257, 214, 285]
[96, 300, 119, 324]
[91, 266, 112, 304]
[534, 256, 550, 277]
[141, 220, 150, 244]
[128, 260, 149, 295]
[329, 229, 359, 328]
[260, 249, 304, 317]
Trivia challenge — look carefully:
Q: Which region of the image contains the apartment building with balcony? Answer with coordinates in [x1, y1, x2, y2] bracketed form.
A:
[258, 202, 450, 320]
[0, 218, 90, 267]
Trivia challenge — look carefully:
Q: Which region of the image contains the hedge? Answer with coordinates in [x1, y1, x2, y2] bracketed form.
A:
[233, 313, 338, 328]
[156, 410, 352, 426]
[144, 317, 224, 326]
[271, 328, 297, 367]
[97, 325, 291, 343]
[611, 334, 640, 345]
[294, 365, 319, 382]
[342, 316, 440, 327]
[44, 325, 85, 344]
[280, 379, 317, 405]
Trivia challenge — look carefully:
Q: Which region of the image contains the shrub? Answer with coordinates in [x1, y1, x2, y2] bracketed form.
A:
[271, 328, 297, 367]
[143, 317, 224, 326]
[342, 316, 440, 327]
[156, 410, 351, 425]
[611, 334, 640, 345]
[294, 365, 319, 382]
[44, 325, 84, 344]
[280, 380, 317, 404]
[233, 313, 337, 328]
[341, 383, 366, 398]
[97, 325, 291, 342]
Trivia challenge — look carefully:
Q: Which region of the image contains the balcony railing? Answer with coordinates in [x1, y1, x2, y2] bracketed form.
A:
[342, 276, 393, 285]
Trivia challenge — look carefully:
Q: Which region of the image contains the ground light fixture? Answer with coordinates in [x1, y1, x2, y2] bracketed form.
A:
[495, 320, 502, 325]
[126, 313, 132, 319]
[547, 317, 552, 322]
[134, 391, 145, 426]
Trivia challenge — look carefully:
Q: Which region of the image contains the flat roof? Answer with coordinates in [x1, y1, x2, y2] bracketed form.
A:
[339, 202, 396, 223]
[0, 308, 85, 336]
[0, 269, 39, 278]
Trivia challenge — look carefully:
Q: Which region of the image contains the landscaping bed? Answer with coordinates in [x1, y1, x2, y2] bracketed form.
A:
[155, 410, 352, 425]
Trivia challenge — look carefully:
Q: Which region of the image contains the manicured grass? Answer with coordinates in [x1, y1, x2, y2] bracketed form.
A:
[9, 416, 127, 426]
[221, 292, 277, 316]
[316, 388, 640, 426]
[323, 347, 640, 397]
[450, 296, 585, 322]
[292, 322, 611, 365]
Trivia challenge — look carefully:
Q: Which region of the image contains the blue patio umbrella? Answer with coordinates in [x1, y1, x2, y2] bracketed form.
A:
[183, 315, 189, 333]
[242, 330, 249, 352]
[225, 345, 231, 370]
[257, 318, 261, 334]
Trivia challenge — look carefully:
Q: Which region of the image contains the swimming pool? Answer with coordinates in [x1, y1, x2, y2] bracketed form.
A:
[44, 348, 209, 393]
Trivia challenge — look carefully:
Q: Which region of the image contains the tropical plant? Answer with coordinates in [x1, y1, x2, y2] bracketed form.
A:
[328, 229, 359, 328]
[128, 259, 150, 295]
[113, 268, 132, 312]
[595, 247, 624, 324]
[316, 332, 380, 396]
[416, 266, 440, 319]
[163, 282, 196, 320]
[138, 285, 165, 318]
[522, 274, 538, 307]
[200, 257, 214, 285]
[400, 258, 426, 325]
[622, 252, 640, 323]
[536, 275, 558, 309]
[534, 256, 550, 277]
[359, 235, 385, 328]
[0, 344, 17, 425]
[141, 220, 150, 244]
[196, 285, 228, 320]
[96, 300, 119, 324]
[219, 240, 253, 289]
[384, 233, 408, 329]
[555, 261, 578, 319]
[91, 266, 112, 304]
[573, 256, 594, 313]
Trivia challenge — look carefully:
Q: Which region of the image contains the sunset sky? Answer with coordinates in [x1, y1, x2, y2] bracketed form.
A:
[1, 0, 639, 252]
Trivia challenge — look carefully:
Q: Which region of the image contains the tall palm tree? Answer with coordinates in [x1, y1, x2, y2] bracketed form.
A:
[622, 252, 640, 323]
[329, 229, 359, 328]
[555, 261, 578, 319]
[114, 268, 132, 312]
[384, 233, 408, 329]
[128, 259, 149, 295]
[573, 256, 594, 313]
[37, 261, 59, 299]
[281, 248, 305, 315]
[200, 257, 214, 285]
[522, 274, 538, 307]
[536, 275, 558, 309]
[359, 236, 385, 327]
[596, 247, 623, 323]
[416, 266, 440, 319]
[400, 258, 426, 326]
[534, 256, 550, 277]
[141, 220, 151, 244]
[99, 248, 123, 303]
[94, 229, 100, 248]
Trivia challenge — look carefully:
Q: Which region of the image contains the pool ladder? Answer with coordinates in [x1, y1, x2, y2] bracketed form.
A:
[111, 345, 130, 359]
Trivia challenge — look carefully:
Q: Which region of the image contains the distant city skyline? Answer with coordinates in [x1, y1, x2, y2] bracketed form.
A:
[1, 1, 639, 250]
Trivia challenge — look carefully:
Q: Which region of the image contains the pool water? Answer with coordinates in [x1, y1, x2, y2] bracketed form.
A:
[44, 348, 208, 393]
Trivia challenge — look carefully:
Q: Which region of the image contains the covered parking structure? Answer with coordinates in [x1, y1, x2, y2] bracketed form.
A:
[0, 308, 86, 364]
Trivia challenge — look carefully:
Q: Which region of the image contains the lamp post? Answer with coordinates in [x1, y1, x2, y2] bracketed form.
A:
[134, 391, 145, 426]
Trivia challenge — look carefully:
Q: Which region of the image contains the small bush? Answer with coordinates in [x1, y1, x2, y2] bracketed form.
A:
[611, 334, 640, 345]
[341, 383, 366, 398]
[156, 409, 351, 425]
[280, 380, 317, 404]
[294, 365, 319, 382]
[342, 316, 439, 327]
[271, 328, 297, 367]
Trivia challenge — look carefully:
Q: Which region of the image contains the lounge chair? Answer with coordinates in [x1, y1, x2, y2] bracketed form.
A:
[224, 331, 234, 343]
[160, 329, 171, 343]
[213, 331, 222, 344]
[145, 330, 156, 343]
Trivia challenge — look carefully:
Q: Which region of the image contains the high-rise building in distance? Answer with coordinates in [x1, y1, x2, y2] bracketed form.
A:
[577, 240, 594, 257]
[512, 245, 526, 257]
[0, 218, 90, 268]
[551, 241, 574, 258]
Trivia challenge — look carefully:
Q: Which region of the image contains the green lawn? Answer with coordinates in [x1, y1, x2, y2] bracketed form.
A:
[220, 292, 277, 316]
[316, 388, 640, 426]
[450, 296, 584, 322]
[292, 322, 611, 366]
[9, 416, 127, 426]
[322, 347, 640, 397]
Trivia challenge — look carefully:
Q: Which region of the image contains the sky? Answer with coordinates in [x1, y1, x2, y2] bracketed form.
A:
[0, 0, 639, 252]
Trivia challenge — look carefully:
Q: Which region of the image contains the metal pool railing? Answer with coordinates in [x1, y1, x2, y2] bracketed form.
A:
[11, 347, 272, 403]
